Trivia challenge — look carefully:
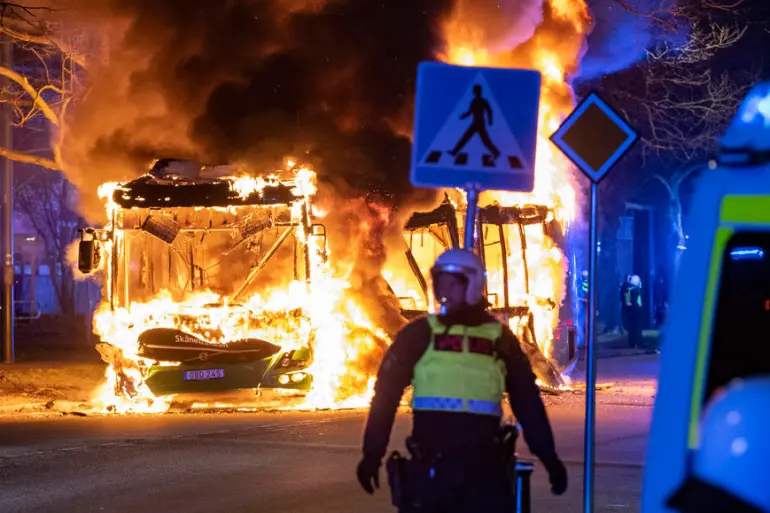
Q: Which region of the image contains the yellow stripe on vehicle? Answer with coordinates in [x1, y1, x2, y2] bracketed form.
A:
[689, 227, 732, 448]
[720, 195, 770, 224]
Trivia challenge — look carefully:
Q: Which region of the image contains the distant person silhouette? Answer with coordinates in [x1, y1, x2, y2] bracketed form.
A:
[450, 84, 501, 159]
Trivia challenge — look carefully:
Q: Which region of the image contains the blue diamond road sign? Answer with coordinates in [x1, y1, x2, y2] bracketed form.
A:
[410, 62, 542, 192]
[550, 92, 638, 183]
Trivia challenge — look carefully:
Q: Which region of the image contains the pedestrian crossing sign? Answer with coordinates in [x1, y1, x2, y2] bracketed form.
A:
[410, 62, 542, 192]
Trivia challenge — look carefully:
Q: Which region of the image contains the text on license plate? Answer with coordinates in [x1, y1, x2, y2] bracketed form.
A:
[183, 369, 225, 381]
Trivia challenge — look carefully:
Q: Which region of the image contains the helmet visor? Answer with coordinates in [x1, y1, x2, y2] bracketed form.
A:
[430, 267, 471, 314]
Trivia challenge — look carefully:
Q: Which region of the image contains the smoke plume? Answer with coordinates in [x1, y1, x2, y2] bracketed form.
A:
[578, 0, 670, 80]
[46, 0, 602, 337]
[41, 0, 468, 339]
[50, 0, 454, 224]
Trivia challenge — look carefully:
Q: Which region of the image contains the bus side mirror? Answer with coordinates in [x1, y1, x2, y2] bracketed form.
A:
[78, 228, 102, 274]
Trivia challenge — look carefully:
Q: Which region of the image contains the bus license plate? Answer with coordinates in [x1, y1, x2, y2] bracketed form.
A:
[183, 369, 225, 381]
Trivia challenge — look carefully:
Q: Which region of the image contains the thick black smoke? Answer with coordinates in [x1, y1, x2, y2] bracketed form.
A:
[195, 2, 447, 207]
[51, 0, 459, 335]
[55, 0, 452, 220]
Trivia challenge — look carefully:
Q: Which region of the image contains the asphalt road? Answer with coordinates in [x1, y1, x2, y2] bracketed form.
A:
[0, 355, 657, 513]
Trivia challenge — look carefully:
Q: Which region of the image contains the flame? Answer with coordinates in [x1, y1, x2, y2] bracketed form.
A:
[85, 1, 593, 413]
[229, 176, 270, 199]
[438, 0, 590, 359]
[90, 167, 389, 413]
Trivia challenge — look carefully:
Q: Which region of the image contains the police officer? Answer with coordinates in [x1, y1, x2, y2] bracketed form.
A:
[626, 275, 644, 348]
[577, 270, 589, 348]
[356, 249, 568, 512]
[579, 270, 589, 299]
[667, 376, 770, 513]
[619, 274, 632, 334]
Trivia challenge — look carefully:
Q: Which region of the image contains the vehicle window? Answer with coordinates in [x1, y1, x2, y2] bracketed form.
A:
[704, 231, 770, 405]
[384, 234, 429, 311]
[407, 228, 450, 280]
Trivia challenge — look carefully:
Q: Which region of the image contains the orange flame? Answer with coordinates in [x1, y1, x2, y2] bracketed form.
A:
[439, 0, 590, 358]
[90, 167, 389, 413]
[86, 1, 593, 413]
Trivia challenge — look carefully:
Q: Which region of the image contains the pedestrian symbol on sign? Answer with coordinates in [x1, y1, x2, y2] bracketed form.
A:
[450, 84, 500, 161]
[419, 73, 527, 173]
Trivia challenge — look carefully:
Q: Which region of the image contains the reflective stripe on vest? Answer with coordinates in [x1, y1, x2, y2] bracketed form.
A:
[579, 280, 588, 300]
[625, 286, 642, 307]
[412, 397, 503, 416]
[410, 315, 506, 417]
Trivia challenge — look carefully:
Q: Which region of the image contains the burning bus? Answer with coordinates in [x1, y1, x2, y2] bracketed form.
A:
[385, 195, 576, 391]
[77, 158, 573, 412]
[76, 158, 391, 412]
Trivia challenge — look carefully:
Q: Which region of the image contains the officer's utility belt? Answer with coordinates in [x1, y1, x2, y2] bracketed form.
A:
[386, 426, 519, 508]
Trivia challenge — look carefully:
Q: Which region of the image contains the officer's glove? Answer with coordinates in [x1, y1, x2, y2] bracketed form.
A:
[356, 456, 381, 495]
[543, 456, 568, 495]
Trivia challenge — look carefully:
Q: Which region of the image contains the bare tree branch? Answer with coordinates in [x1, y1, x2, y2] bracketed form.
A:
[702, 0, 750, 11]
[0, 2, 62, 26]
[652, 174, 674, 198]
[610, 0, 684, 31]
[0, 9, 91, 172]
[0, 23, 87, 68]
[0, 144, 60, 169]
[0, 63, 60, 125]
[648, 22, 747, 65]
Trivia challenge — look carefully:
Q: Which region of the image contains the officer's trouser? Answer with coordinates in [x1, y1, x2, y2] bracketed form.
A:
[621, 305, 630, 333]
[398, 452, 515, 513]
[627, 310, 642, 348]
[576, 303, 587, 347]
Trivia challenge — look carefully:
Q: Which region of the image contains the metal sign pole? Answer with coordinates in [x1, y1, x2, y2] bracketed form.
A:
[548, 89, 638, 513]
[464, 185, 480, 250]
[582, 181, 598, 513]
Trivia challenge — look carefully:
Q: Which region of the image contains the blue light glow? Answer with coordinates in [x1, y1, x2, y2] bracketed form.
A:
[740, 88, 770, 128]
[719, 82, 770, 157]
[730, 247, 765, 260]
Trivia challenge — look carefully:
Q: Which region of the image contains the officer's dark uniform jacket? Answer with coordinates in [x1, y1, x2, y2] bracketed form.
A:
[362, 303, 559, 465]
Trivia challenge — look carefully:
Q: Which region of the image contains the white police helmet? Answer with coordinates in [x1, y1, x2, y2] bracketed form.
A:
[430, 249, 486, 306]
[630, 275, 642, 287]
[691, 376, 770, 511]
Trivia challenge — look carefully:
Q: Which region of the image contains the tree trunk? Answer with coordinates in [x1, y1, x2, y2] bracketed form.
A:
[671, 195, 687, 278]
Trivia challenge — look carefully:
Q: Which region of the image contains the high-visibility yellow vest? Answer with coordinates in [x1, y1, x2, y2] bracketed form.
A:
[410, 315, 506, 417]
[579, 279, 589, 301]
